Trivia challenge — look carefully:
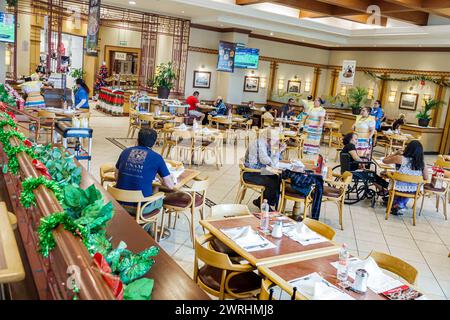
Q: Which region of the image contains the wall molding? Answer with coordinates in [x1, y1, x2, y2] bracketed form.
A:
[188, 46, 450, 76]
[191, 24, 450, 53]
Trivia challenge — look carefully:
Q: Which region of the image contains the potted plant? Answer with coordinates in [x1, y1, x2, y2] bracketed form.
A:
[152, 62, 177, 99]
[416, 98, 443, 127]
[347, 87, 368, 115]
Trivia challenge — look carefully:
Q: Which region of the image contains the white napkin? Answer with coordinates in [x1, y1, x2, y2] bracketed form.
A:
[277, 162, 293, 170]
[285, 222, 327, 246]
[291, 273, 354, 300]
[221, 226, 276, 252]
[292, 160, 305, 168]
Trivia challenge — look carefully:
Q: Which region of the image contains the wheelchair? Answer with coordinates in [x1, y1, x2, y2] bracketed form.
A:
[331, 152, 384, 207]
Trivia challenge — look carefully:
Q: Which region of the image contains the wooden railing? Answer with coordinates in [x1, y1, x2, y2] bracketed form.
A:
[1, 120, 115, 300]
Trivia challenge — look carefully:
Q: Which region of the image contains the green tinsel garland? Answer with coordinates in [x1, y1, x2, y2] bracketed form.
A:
[0, 117, 16, 131]
[0, 129, 26, 144]
[20, 176, 64, 208]
[3, 144, 36, 174]
[38, 212, 89, 258]
[364, 71, 450, 87]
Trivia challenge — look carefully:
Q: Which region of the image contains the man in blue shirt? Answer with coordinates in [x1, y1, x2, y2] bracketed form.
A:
[115, 128, 174, 215]
[370, 100, 384, 131]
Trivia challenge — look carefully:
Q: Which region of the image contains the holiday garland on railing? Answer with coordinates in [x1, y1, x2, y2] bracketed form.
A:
[20, 176, 64, 208]
[364, 71, 450, 87]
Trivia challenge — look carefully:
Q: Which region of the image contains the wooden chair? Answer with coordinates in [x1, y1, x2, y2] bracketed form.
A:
[419, 156, 450, 220]
[322, 172, 353, 230]
[368, 250, 418, 285]
[259, 278, 277, 300]
[202, 132, 224, 170]
[209, 204, 251, 220]
[163, 178, 209, 248]
[194, 233, 261, 300]
[302, 218, 336, 240]
[36, 109, 56, 143]
[235, 164, 265, 207]
[329, 132, 343, 162]
[278, 179, 314, 218]
[385, 134, 408, 157]
[323, 121, 342, 146]
[160, 123, 177, 158]
[107, 185, 166, 241]
[127, 108, 140, 138]
[100, 163, 116, 187]
[385, 172, 424, 226]
[173, 129, 203, 167]
[137, 113, 157, 131]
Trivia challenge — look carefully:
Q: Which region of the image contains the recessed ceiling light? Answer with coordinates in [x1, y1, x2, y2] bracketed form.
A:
[220, 24, 224, 27]
[270, 32, 274, 36]
[129, 1, 136, 5]
[181, 10, 185, 14]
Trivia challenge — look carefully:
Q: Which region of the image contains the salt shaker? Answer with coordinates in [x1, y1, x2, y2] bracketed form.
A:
[352, 269, 369, 293]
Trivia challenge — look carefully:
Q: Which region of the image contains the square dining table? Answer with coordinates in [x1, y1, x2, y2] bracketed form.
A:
[199, 215, 340, 267]
[258, 253, 388, 300]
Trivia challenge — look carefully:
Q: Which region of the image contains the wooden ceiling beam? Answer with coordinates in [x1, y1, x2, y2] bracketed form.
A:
[316, 0, 429, 24]
[385, 0, 450, 18]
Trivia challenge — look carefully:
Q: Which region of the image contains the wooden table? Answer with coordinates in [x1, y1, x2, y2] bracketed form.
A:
[26, 107, 85, 118]
[0, 202, 25, 285]
[258, 253, 385, 300]
[200, 215, 339, 267]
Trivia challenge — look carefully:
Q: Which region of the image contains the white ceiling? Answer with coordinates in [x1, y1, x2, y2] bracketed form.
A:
[103, 0, 450, 47]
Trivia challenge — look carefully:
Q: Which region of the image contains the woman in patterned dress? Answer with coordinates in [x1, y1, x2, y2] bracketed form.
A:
[352, 106, 376, 158]
[382, 141, 428, 215]
[303, 97, 326, 155]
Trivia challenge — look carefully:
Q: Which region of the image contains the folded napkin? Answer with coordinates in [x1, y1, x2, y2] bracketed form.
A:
[277, 162, 293, 170]
[292, 273, 354, 300]
[177, 124, 188, 130]
[221, 226, 276, 252]
[285, 222, 327, 245]
[347, 257, 403, 293]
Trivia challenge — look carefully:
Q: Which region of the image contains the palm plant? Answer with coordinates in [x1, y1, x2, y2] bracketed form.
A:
[153, 62, 177, 90]
[347, 87, 368, 113]
[416, 98, 443, 127]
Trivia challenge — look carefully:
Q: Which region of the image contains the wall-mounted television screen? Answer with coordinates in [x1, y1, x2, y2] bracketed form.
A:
[0, 12, 14, 44]
[217, 41, 236, 73]
[234, 47, 259, 69]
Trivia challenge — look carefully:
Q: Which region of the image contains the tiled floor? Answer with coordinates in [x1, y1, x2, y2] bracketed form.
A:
[83, 109, 450, 300]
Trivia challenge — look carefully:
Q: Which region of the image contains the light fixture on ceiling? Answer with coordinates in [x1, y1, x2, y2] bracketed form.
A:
[128, 1, 136, 5]
[181, 11, 185, 14]
[270, 32, 274, 36]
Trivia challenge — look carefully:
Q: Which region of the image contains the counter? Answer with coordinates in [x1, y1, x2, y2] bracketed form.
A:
[334, 112, 444, 154]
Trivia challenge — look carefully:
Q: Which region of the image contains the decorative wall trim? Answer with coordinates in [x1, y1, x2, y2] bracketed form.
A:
[188, 46, 450, 76]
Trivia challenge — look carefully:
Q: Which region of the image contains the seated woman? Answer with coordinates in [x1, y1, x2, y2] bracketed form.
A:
[392, 113, 406, 131]
[382, 140, 429, 215]
[341, 132, 389, 199]
[296, 104, 308, 124]
[210, 96, 227, 116]
[244, 129, 286, 210]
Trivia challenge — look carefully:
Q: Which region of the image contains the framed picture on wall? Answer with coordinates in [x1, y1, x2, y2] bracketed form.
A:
[287, 80, 301, 93]
[243, 76, 260, 93]
[193, 71, 211, 89]
[399, 92, 419, 111]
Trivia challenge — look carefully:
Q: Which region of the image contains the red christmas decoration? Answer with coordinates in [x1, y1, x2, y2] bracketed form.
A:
[32, 159, 52, 180]
[23, 139, 33, 148]
[93, 253, 124, 300]
[420, 80, 426, 86]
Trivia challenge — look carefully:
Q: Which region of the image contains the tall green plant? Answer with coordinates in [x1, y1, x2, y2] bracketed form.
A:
[152, 62, 177, 90]
[347, 87, 368, 110]
[69, 68, 85, 80]
[416, 98, 443, 121]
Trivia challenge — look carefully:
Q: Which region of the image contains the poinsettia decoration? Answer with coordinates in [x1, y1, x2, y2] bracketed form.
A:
[93, 253, 124, 300]
[32, 159, 52, 180]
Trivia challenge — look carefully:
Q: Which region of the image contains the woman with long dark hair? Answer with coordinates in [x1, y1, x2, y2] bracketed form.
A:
[383, 140, 429, 215]
[74, 78, 90, 109]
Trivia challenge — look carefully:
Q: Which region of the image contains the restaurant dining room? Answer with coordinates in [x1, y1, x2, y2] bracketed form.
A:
[1, 0, 450, 312]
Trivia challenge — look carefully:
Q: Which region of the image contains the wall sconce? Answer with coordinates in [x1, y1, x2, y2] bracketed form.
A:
[340, 86, 347, 96]
[294, 75, 298, 80]
[200, 64, 206, 70]
[304, 80, 311, 92]
[367, 88, 374, 100]
[260, 77, 267, 89]
[388, 90, 397, 103]
[278, 79, 285, 91]
[422, 94, 431, 106]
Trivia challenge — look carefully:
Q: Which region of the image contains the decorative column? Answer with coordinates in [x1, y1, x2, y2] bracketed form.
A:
[329, 69, 339, 96]
[312, 67, 321, 99]
[378, 73, 389, 106]
[267, 61, 278, 102]
[431, 76, 445, 128]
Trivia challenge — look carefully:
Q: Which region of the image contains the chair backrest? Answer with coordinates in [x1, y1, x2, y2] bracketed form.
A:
[210, 204, 251, 219]
[138, 114, 155, 122]
[189, 179, 209, 193]
[107, 185, 146, 203]
[302, 218, 336, 240]
[368, 250, 418, 285]
[436, 155, 450, 169]
[100, 163, 116, 175]
[38, 110, 56, 119]
[390, 172, 424, 184]
[340, 171, 353, 185]
[195, 234, 234, 271]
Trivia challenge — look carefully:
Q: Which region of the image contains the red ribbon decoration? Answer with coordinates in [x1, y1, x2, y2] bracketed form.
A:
[6, 111, 16, 121]
[0, 103, 6, 112]
[32, 159, 52, 180]
[23, 139, 33, 148]
[93, 253, 124, 300]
